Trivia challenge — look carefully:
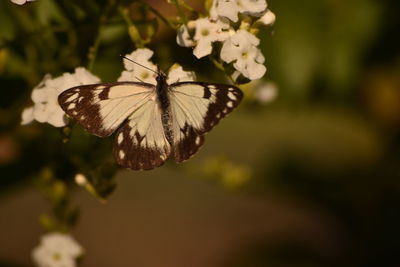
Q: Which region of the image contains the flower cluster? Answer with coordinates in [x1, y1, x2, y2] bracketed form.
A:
[21, 68, 100, 127]
[176, 0, 275, 82]
[32, 232, 83, 267]
[118, 48, 196, 84]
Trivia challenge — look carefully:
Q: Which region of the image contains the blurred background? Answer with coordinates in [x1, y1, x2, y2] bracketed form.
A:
[1, 0, 400, 266]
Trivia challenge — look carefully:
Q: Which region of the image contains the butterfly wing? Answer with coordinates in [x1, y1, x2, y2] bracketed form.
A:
[113, 98, 171, 170]
[59, 82, 171, 170]
[58, 82, 155, 137]
[168, 82, 243, 162]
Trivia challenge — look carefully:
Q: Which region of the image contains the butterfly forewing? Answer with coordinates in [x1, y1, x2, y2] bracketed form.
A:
[58, 82, 154, 137]
[169, 82, 243, 162]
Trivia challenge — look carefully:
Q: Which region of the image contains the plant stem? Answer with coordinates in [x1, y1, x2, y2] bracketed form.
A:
[118, 6, 144, 47]
[170, 0, 188, 24]
[137, 0, 177, 29]
[178, 0, 196, 13]
[210, 56, 224, 71]
[87, 0, 116, 71]
[87, 28, 102, 71]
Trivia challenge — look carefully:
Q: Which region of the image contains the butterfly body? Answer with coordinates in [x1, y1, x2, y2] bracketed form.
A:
[155, 71, 174, 145]
[59, 70, 243, 170]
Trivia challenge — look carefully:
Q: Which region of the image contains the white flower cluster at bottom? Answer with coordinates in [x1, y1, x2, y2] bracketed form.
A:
[32, 232, 83, 267]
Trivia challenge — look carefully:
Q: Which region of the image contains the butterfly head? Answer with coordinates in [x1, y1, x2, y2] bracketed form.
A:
[156, 66, 167, 84]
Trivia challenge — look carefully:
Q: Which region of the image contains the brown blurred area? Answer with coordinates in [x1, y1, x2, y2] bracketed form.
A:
[0, 168, 345, 267]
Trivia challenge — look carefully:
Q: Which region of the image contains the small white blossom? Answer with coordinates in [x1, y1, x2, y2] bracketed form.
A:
[177, 18, 229, 59]
[256, 9, 276, 26]
[74, 173, 87, 186]
[212, 0, 267, 22]
[11, 0, 36, 5]
[176, 24, 195, 47]
[167, 65, 196, 84]
[21, 68, 100, 127]
[254, 81, 278, 104]
[220, 29, 266, 80]
[32, 232, 83, 267]
[21, 106, 34, 125]
[119, 49, 196, 84]
[118, 48, 158, 84]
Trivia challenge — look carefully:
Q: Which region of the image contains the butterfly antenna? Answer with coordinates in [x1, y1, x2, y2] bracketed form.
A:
[134, 76, 145, 83]
[120, 55, 159, 75]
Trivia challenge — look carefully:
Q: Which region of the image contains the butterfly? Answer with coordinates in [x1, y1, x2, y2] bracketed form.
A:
[58, 66, 243, 170]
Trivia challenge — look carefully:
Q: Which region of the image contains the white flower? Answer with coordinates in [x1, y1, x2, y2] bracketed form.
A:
[32, 232, 83, 267]
[176, 18, 230, 59]
[21, 68, 100, 127]
[11, 0, 36, 5]
[220, 29, 266, 80]
[118, 48, 158, 84]
[255, 9, 276, 26]
[176, 24, 195, 47]
[21, 106, 34, 125]
[167, 65, 196, 84]
[74, 173, 87, 186]
[253, 81, 278, 104]
[212, 0, 267, 22]
[119, 49, 196, 84]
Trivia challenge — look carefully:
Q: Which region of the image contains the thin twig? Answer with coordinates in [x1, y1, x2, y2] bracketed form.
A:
[170, 0, 188, 24]
[137, 0, 177, 29]
[178, 0, 196, 13]
[87, 0, 116, 71]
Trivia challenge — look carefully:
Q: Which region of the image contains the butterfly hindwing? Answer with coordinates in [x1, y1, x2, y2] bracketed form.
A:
[113, 99, 171, 170]
[58, 82, 154, 137]
[169, 82, 243, 162]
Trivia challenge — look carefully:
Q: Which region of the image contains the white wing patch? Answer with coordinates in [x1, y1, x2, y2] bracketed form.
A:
[97, 91, 152, 133]
[169, 84, 213, 136]
[113, 98, 171, 170]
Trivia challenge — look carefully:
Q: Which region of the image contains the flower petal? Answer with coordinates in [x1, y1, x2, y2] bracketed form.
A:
[47, 107, 68, 127]
[220, 39, 238, 63]
[193, 38, 213, 58]
[256, 9, 276, 26]
[123, 48, 155, 71]
[74, 67, 101, 85]
[167, 65, 196, 83]
[216, 0, 239, 22]
[239, 0, 267, 15]
[21, 106, 34, 125]
[176, 25, 194, 47]
[33, 104, 49, 123]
